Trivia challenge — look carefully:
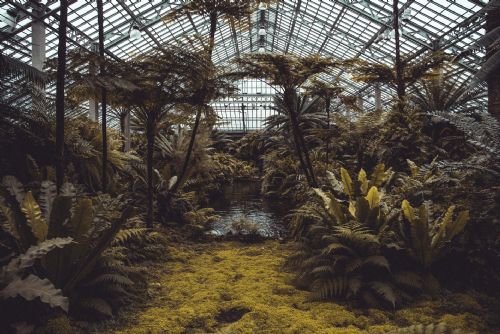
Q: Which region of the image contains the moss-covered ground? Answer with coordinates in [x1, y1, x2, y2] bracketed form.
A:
[94, 240, 498, 334]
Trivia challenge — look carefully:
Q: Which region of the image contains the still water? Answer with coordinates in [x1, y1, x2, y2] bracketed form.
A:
[208, 181, 290, 239]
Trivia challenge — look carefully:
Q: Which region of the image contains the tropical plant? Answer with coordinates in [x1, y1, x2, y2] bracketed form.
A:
[108, 47, 221, 227]
[266, 92, 327, 142]
[0, 177, 135, 317]
[0, 238, 72, 310]
[287, 164, 472, 307]
[0, 237, 73, 332]
[287, 165, 402, 308]
[399, 200, 469, 270]
[163, 0, 249, 197]
[304, 79, 346, 168]
[412, 68, 487, 114]
[235, 53, 339, 187]
[0, 96, 138, 192]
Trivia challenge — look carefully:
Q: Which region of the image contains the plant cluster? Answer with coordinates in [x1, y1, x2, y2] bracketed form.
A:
[287, 165, 470, 308]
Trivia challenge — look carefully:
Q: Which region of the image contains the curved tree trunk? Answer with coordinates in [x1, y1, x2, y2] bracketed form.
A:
[486, 2, 500, 120]
[170, 106, 203, 195]
[97, 0, 108, 191]
[55, 0, 69, 192]
[171, 11, 218, 195]
[146, 118, 155, 228]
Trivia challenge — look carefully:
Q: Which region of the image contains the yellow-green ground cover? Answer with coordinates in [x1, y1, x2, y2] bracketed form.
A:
[95, 241, 495, 334]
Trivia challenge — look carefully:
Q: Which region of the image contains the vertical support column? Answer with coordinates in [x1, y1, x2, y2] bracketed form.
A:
[32, 5, 46, 72]
[357, 95, 364, 112]
[123, 110, 131, 152]
[374, 83, 382, 111]
[241, 103, 246, 133]
[88, 43, 99, 122]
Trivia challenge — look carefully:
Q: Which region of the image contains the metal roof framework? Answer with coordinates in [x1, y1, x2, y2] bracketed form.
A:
[0, 0, 489, 131]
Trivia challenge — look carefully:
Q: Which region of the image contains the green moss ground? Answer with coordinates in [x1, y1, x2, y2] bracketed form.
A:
[95, 240, 497, 334]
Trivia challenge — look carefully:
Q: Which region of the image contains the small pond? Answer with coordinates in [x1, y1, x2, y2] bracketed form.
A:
[208, 180, 291, 239]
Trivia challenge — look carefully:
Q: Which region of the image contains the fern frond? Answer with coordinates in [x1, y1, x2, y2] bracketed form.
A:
[113, 228, 149, 245]
[370, 281, 396, 308]
[78, 297, 113, 317]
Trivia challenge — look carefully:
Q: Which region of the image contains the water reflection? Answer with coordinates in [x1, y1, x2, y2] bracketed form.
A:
[209, 181, 290, 238]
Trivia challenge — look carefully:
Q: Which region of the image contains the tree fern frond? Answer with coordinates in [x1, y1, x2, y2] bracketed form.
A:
[113, 228, 149, 245]
[78, 297, 113, 317]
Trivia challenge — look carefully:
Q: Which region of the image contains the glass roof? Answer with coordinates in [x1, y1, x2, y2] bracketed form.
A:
[0, 0, 489, 131]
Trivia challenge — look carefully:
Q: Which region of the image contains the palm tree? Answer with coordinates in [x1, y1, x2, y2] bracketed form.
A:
[412, 68, 487, 114]
[235, 53, 337, 187]
[55, 0, 69, 191]
[164, 0, 256, 195]
[265, 93, 326, 137]
[96, 0, 108, 191]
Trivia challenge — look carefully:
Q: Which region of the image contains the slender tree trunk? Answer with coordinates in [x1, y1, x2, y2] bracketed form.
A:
[170, 106, 203, 195]
[171, 12, 218, 195]
[146, 118, 155, 228]
[284, 88, 317, 187]
[486, 2, 500, 120]
[208, 11, 217, 58]
[97, 0, 108, 191]
[55, 0, 68, 192]
[325, 98, 331, 171]
[393, 0, 405, 111]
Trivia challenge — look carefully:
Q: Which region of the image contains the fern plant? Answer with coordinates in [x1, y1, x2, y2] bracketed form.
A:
[287, 165, 403, 308]
[0, 177, 135, 318]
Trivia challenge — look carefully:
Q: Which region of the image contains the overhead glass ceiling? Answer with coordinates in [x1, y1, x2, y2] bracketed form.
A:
[0, 0, 489, 132]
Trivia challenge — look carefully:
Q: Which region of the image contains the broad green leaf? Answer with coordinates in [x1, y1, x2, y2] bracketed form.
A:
[370, 163, 386, 187]
[358, 169, 368, 194]
[365, 186, 381, 209]
[340, 167, 354, 197]
[1, 274, 69, 312]
[313, 188, 345, 224]
[348, 201, 356, 217]
[21, 191, 48, 242]
[401, 200, 415, 223]
[449, 210, 469, 240]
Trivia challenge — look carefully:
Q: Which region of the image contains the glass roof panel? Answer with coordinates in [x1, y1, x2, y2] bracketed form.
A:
[0, 0, 488, 131]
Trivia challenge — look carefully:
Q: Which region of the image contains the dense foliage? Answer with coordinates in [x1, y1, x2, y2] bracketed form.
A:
[1, 3, 499, 332]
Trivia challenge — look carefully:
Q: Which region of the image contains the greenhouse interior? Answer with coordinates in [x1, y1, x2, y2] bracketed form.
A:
[1, 0, 500, 333]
